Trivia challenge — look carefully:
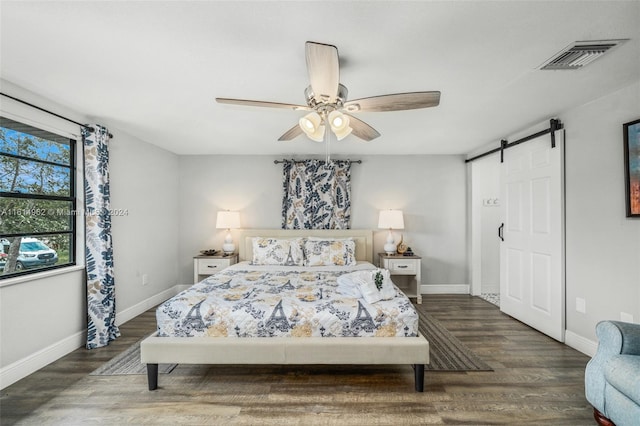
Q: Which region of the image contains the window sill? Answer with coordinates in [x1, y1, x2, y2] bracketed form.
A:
[0, 264, 85, 288]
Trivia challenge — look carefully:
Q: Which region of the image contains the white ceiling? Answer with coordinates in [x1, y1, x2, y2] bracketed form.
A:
[1, 1, 639, 156]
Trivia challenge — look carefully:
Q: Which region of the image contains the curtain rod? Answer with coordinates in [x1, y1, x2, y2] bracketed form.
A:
[274, 159, 362, 164]
[0, 92, 113, 139]
[465, 118, 562, 163]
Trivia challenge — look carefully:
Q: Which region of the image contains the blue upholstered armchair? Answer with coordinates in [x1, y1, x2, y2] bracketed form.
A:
[585, 321, 640, 426]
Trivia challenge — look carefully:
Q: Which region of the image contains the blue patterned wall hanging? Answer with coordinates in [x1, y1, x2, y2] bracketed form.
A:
[282, 160, 351, 229]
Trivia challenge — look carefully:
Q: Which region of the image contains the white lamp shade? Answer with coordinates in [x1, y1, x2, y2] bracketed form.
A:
[328, 110, 352, 141]
[216, 211, 240, 229]
[299, 112, 326, 142]
[378, 209, 404, 230]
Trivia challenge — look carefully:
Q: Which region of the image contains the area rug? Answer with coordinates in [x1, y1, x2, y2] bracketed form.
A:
[415, 305, 493, 371]
[90, 338, 176, 376]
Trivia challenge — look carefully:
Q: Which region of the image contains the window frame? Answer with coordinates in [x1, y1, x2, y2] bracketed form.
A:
[0, 116, 78, 279]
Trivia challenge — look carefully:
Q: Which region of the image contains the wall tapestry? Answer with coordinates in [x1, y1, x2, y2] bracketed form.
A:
[282, 160, 351, 229]
[83, 124, 120, 349]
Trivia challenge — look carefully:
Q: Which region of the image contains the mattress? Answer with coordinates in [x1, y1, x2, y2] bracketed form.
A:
[156, 261, 419, 338]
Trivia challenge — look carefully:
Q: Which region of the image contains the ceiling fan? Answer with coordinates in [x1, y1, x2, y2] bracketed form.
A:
[216, 41, 440, 142]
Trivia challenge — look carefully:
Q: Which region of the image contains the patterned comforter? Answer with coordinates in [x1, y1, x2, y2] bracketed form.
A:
[156, 262, 419, 338]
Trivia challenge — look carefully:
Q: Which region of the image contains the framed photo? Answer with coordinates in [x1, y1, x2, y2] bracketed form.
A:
[623, 118, 640, 217]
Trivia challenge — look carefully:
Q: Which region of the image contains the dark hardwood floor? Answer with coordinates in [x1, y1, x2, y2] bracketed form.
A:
[0, 295, 594, 425]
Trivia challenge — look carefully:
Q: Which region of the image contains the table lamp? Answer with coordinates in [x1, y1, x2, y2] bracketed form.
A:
[378, 209, 404, 255]
[216, 211, 240, 254]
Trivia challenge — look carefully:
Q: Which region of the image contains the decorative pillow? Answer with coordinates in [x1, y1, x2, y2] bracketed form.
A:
[303, 237, 356, 266]
[251, 237, 304, 266]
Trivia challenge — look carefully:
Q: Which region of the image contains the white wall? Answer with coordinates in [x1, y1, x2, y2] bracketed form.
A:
[109, 130, 180, 318]
[177, 154, 468, 288]
[469, 155, 501, 295]
[0, 80, 180, 387]
[563, 81, 640, 341]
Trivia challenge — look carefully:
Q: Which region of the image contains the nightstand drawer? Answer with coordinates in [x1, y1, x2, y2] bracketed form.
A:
[388, 259, 418, 274]
[197, 258, 229, 274]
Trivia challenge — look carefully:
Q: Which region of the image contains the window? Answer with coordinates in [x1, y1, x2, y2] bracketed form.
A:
[0, 116, 76, 278]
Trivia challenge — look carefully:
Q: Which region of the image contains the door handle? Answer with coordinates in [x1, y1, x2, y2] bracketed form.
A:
[498, 223, 504, 241]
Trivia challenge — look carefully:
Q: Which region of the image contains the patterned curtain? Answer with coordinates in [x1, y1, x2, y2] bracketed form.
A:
[83, 125, 120, 349]
[282, 160, 351, 229]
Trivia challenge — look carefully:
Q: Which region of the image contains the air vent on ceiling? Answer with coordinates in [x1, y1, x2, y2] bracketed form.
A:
[539, 39, 628, 70]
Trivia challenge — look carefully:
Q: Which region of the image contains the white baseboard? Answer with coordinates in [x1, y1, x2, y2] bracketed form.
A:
[421, 284, 470, 294]
[565, 330, 597, 357]
[0, 330, 84, 390]
[116, 286, 182, 326]
[0, 284, 183, 390]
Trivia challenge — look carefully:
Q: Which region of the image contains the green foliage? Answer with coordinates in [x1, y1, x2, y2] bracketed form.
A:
[374, 271, 383, 290]
[0, 127, 71, 196]
[0, 123, 73, 275]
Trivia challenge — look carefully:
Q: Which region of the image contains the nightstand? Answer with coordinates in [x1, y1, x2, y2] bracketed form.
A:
[193, 254, 238, 283]
[378, 253, 422, 304]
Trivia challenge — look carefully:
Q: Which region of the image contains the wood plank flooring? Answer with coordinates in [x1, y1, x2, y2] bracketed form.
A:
[0, 295, 594, 425]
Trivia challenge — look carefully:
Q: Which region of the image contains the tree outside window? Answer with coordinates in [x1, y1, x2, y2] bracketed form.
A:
[0, 117, 76, 278]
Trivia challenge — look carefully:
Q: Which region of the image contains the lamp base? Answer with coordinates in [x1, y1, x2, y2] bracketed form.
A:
[384, 242, 397, 255]
[222, 243, 235, 254]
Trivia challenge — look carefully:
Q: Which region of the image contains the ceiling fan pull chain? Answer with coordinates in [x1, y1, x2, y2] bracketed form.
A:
[324, 112, 331, 164]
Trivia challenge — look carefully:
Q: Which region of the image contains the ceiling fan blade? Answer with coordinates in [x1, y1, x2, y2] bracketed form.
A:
[345, 114, 380, 141]
[305, 41, 339, 103]
[343, 91, 441, 112]
[216, 98, 311, 111]
[278, 124, 304, 141]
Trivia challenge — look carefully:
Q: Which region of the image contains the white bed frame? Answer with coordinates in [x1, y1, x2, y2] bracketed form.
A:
[141, 229, 429, 392]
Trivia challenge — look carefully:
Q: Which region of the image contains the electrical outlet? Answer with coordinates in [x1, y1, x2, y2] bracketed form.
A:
[621, 312, 634, 323]
[142, 274, 149, 286]
[576, 297, 586, 313]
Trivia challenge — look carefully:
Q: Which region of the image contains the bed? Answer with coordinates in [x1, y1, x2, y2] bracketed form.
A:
[140, 229, 430, 392]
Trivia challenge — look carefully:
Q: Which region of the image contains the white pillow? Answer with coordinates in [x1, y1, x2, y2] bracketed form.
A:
[251, 237, 304, 266]
[303, 237, 357, 266]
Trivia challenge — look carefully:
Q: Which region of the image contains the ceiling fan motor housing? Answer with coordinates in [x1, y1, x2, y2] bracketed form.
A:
[305, 84, 349, 112]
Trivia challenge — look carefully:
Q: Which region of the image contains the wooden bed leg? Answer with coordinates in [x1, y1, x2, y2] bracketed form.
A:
[147, 363, 158, 391]
[413, 364, 425, 392]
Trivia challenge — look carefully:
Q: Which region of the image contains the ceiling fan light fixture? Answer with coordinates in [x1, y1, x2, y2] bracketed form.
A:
[299, 112, 325, 142]
[309, 125, 326, 142]
[328, 110, 352, 141]
[333, 126, 352, 141]
[300, 112, 318, 130]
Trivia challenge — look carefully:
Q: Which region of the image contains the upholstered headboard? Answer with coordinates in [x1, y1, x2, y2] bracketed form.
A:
[237, 229, 374, 264]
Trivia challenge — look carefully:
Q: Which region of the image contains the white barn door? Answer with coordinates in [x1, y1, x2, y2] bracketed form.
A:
[499, 131, 565, 341]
